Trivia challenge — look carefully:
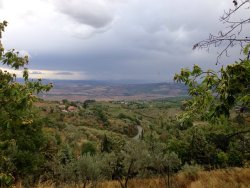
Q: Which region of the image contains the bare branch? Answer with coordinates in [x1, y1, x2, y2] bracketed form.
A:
[221, 0, 250, 21]
[194, 0, 250, 62]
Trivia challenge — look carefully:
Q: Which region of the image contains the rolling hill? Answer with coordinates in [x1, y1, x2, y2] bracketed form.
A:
[39, 80, 188, 101]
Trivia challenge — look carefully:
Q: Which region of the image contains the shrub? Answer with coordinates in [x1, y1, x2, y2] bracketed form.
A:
[0, 173, 14, 188]
[181, 163, 203, 181]
[81, 142, 96, 156]
[216, 151, 229, 168]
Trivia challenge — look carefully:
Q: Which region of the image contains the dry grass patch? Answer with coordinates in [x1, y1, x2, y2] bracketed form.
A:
[173, 168, 250, 188]
[99, 168, 250, 188]
[15, 168, 250, 188]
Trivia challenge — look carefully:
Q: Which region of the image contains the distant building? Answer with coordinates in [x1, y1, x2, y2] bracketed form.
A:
[68, 106, 77, 112]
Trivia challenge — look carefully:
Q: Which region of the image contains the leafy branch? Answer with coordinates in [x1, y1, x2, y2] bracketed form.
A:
[174, 47, 250, 122]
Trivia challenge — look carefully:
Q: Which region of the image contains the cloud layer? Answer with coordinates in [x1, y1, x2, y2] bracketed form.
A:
[0, 0, 244, 82]
[54, 0, 115, 28]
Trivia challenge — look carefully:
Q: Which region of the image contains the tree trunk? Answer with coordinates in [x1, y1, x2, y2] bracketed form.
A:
[15, 179, 22, 188]
[167, 166, 171, 188]
[83, 181, 87, 188]
[124, 160, 134, 188]
[118, 179, 126, 188]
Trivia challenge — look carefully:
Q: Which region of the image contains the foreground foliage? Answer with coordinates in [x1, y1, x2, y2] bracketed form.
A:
[174, 49, 250, 122]
[0, 21, 52, 186]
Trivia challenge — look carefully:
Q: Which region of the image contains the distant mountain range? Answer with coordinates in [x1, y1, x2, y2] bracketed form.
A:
[38, 80, 188, 101]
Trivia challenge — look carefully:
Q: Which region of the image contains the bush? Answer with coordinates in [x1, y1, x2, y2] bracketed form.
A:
[94, 107, 110, 126]
[228, 150, 243, 166]
[176, 119, 193, 130]
[0, 173, 14, 188]
[81, 142, 96, 156]
[118, 113, 134, 121]
[181, 163, 203, 181]
[216, 151, 229, 168]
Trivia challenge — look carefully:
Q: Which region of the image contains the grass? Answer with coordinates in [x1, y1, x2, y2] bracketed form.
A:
[94, 168, 250, 188]
[15, 168, 250, 188]
[173, 167, 250, 188]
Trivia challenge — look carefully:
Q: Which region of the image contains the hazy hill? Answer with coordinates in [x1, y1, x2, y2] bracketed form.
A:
[38, 80, 188, 101]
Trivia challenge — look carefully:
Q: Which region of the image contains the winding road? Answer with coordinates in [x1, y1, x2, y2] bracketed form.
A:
[133, 125, 143, 140]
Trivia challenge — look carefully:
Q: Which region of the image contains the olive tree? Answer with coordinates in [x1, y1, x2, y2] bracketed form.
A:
[69, 155, 102, 188]
[112, 140, 150, 188]
[148, 142, 181, 188]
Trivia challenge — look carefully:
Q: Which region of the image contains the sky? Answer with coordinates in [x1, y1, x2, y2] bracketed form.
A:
[0, 0, 248, 82]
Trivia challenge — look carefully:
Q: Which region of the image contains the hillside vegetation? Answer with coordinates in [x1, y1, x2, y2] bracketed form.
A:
[22, 98, 250, 188]
[1, 1, 250, 187]
[2, 96, 248, 188]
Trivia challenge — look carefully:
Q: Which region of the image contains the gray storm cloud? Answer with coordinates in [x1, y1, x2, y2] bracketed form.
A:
[32, 0, 234, 81]
[54, 0, 116, 28]
[112, 0, 228, 54]
[0, 0, 242, 82]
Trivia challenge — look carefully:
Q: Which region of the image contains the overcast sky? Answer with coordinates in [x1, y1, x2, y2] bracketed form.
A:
[0, 0, 247, 82]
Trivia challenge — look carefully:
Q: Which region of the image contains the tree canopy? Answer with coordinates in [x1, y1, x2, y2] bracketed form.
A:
[174, 1, 250, 122]
[0, 20, 52, 186]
